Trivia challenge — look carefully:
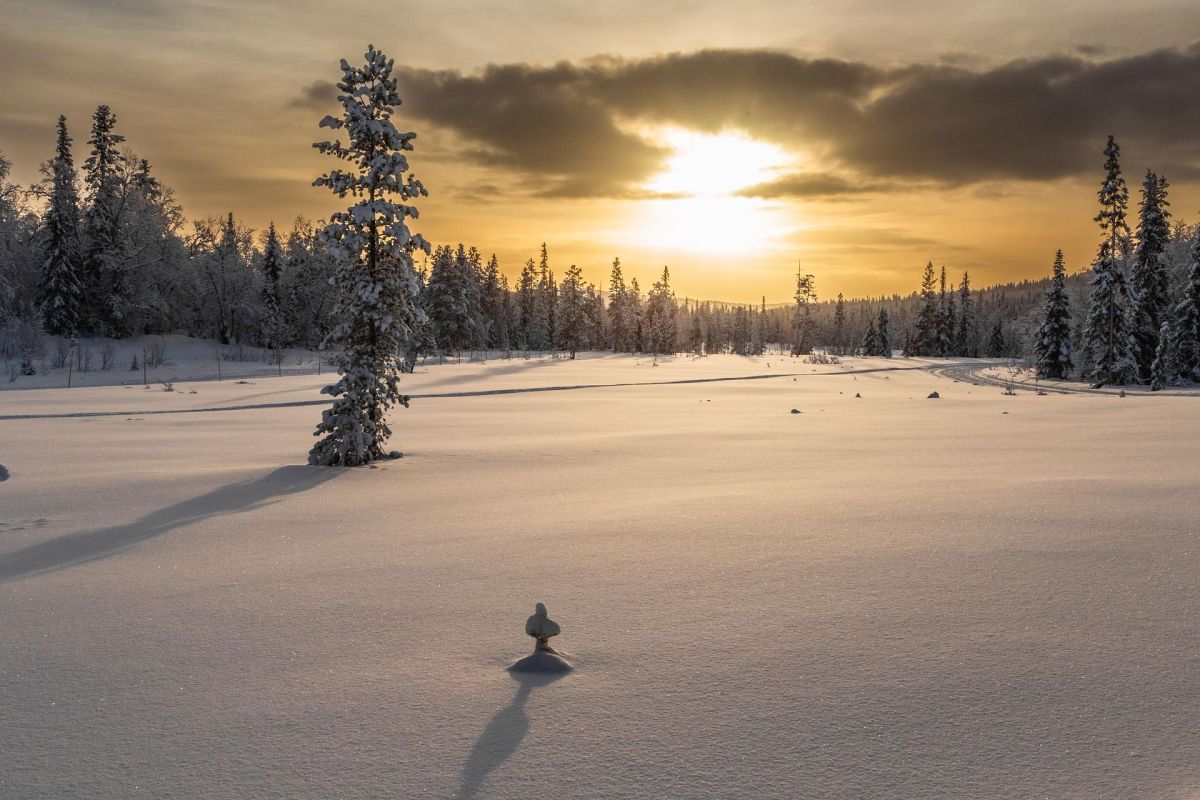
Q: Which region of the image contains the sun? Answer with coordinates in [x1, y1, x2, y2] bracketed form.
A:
[645, 128, 788, 197]
[624, 128, 796, 256]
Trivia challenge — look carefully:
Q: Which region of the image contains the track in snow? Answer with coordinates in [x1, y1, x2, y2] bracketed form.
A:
[0, 365, 925, 421]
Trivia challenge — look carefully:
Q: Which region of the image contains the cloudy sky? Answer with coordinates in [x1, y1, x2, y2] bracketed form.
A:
[2, 1, 1199, 301]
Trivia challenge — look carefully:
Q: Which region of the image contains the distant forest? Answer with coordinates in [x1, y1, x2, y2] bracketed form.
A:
[4, 106, 1199, 387]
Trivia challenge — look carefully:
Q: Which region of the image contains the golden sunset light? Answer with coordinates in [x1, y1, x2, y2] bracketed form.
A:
[4, 7, 1200, 798]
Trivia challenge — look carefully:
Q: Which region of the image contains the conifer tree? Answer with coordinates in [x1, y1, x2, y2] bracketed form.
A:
[425, 244, 465, 352]
[628, 276, 644, 352]
[751, 296, 766, 356]
[517, 258, 537, 349]
[1129, 170, 1172, 380]
[607, 257, 630, 352]
[987, 320, 1006, 357]
[82, 104, 127, 335]
[39, 116, 82, 336]
[912, 261, 940, 356]
[876, 307, 891, 357]
[308, 45, 429, 466]
[791, 266, 816, 355]
[1083, 135, 1138, 387]
[833, 292, 846, 354]
[1150, 319, 1176, 390]
[861, 317, 878, 356]
[260, 221, 285, 348]
[1171, 234, 1200, 383]
[645, 266, 677, 357]
[557, 263, 587, 358]
[937, 265, 954, 356]
[1035, 250, 1074, 379]
[482, 253, 507, 349]
[955, 271, 974, 356]
[524, 243, 552, 350]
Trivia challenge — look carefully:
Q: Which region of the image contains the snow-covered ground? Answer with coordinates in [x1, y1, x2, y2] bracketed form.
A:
[2, 334, 327, 391]
[2, 352, 1198, 799]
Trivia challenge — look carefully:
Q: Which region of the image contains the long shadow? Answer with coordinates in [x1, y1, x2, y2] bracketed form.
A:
[420, 355, 563, 389]
[0, 465, 338, 583]
[455, 669, 567, 800]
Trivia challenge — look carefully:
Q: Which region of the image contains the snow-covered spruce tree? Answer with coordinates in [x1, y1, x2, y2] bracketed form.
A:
[628, 276, 644, 352]
[833, 293, 846, 353]
[1171, 234, 1200, 383]
[259, 221, 285, 348]
[1082, 135, 1138, 387]
[81, 105, 127, 335]
[557, 264, 586, 358]
[308, 45, 430, 467]
[584, 283, 605, 350]
[426, 244, 473, 353]
[791, 266, 816, 355]
[607, 257, 630, 352]
[937, 266, 955, 356]
[516, 257, 537, 350]
[39, 116, 83, 336]
[986, 320, 1006, 357]
[546, 268, 558, 349]
[482, 253, 507, 349]
[1150, 319, 1177, 391]
[528, 244, 552, 350]
[876, 307, 891, 357]
[861, 317, 878, 356]
[464, 246, 487, 349]
[1129, 170, 1172, 381]
[645, 266, 677, 357]
[1035, 250, 1073, 379]
[910, 261, 940, 356]
[751, 296, 766, 356]
[955, 271, 974, 356]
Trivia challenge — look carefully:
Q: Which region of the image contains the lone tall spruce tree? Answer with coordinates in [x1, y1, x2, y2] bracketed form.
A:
[309, 45, 429, 466]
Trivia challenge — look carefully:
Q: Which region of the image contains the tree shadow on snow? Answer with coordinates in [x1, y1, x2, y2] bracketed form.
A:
[0, 465, 338, 583]
[455, 668, 567, 800]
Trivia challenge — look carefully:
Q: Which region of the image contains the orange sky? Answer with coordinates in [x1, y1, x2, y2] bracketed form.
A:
[1, 1, 1198, 302]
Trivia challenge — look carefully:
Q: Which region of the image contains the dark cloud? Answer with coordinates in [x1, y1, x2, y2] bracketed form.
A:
[737, 171, 886, 199]
[289, 80, 337, 110]
[310, 46, 1200, 197]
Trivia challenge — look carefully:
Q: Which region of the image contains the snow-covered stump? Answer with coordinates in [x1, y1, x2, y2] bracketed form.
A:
[509, 602, 572, 674]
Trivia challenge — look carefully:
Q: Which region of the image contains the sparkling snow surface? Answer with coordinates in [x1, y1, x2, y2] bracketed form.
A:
[2, 353, 1198, 799]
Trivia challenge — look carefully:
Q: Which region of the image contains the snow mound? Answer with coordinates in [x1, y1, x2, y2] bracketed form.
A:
[507, 649, 573, 674]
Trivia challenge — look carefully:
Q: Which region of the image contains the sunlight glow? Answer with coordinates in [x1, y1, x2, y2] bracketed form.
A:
[628, 129, 796, 255]
[622, 195, 796, 256]
[645, 129, 789, 197]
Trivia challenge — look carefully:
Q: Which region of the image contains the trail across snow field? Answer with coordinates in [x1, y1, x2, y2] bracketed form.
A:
[0, 363, 927, 421]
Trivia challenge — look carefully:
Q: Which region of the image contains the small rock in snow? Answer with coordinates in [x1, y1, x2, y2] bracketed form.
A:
[927, 391, 940, 399]
[790, 409, 801, 414]
[854, 392, 861, 398]
[0, 464, 8, 481]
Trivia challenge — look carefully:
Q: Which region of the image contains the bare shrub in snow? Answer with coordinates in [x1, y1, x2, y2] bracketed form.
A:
[75, 346, 93, 373]
[52, 338, 71, 369]
[100, 341, 117, 370]
[145, 338, 166, 368]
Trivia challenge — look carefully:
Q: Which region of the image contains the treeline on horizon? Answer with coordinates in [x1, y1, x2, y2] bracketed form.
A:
[3, 106, 1199, 385]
